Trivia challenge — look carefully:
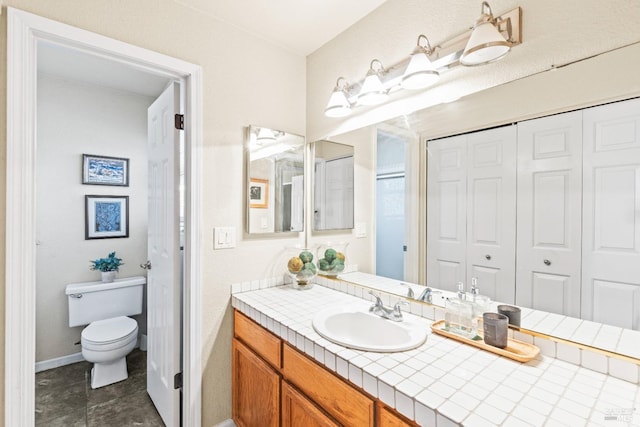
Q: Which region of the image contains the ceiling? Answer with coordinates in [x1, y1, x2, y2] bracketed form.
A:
[176, 0, 389, 56]
[37, 1, 389, 97]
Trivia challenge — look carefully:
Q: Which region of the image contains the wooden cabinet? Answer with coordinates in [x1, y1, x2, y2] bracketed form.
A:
[282, 381, 339, 427]
[233, 309, 417, 427]
[232, 338, 280, 427]
[283, 343, 374, 426]
[377, 402, 420, 427]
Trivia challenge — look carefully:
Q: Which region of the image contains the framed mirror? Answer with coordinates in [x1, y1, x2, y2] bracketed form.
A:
[246, 125, 305, 234]
[313, 140, 354, 231]
[322, 42, 640, 360]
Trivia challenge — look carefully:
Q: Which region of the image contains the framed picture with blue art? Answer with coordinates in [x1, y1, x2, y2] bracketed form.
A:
[85, 195, 129, 239]
[82, 154, 129, 186]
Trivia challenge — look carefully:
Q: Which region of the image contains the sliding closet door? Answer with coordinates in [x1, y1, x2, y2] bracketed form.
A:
[466, 126, 517, 303]
[516, 111, 583, 317]
[426, 136, 467, 291]
[582, 98, 640, 329]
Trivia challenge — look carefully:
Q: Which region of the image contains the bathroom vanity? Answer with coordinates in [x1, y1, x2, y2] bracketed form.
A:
[233, 309, 417, 426]
[232, 277, 640, 426]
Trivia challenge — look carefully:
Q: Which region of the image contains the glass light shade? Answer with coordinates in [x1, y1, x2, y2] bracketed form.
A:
[460, 21, 510, 66]
[357, 73, 388, 106]
[324, 89, 351, 118]
[256, 127, 276, 142]
[401, 52, 440, 90]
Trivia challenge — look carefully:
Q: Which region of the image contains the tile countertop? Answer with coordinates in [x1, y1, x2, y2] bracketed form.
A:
[231, 283, 640, 427]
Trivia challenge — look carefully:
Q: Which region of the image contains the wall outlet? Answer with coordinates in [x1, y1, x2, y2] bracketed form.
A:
[214, 227, 236, 249]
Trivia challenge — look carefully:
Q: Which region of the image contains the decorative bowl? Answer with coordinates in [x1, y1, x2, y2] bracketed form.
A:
[286, 249, 317, 290]
[316, 243, 348, 276]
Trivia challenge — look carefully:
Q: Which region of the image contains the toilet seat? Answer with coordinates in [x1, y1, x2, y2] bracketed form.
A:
[82, 316, 138, 351]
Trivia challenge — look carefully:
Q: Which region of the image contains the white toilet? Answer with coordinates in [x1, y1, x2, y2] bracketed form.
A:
[66, 276, 146, 389]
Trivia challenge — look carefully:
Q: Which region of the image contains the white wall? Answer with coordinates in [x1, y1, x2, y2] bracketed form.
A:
[36, 74, 152, 363]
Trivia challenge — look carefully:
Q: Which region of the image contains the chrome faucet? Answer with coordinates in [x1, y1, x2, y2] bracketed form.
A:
[416, 287, 433, 303]
[368, 290, 408, 322]
[400, 282, 415, 299]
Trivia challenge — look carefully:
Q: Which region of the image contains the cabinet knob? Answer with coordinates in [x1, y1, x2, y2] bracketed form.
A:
[485, 254, 492, 260]
[544, 259, 551, 266]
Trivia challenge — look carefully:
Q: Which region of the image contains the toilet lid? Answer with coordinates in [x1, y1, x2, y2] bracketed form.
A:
[82, 316, 137, 344]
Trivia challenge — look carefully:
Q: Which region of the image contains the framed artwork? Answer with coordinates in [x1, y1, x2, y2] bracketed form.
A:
[85, 195, 129, 239]
[249, 178, 269, 209]
[83, 154, 130, 186]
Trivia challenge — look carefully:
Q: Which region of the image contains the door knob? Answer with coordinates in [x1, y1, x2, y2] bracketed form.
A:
[140, 260, 152, 270]
[543, 259, 551, 266]
[485, 254, 492, 260]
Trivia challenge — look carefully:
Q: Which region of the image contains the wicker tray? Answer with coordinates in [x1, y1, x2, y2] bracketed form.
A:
[430, 320, 540, 362]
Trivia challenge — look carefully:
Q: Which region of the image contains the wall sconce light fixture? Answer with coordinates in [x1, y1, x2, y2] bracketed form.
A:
[357, 59, 389, 106]
[324, 2, 522, 118]
[460, 1, 511, 66]
[324, 77, 352, 118]
[401, 34, 439, 90]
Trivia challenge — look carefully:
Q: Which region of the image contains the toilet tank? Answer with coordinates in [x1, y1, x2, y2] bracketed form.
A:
[66, 276, 146, 327]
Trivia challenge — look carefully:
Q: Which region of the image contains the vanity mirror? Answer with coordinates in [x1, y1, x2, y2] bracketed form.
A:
[312, 140, 354, 231]
[323, 42, 640, 360]
[245, 125, 305, 234]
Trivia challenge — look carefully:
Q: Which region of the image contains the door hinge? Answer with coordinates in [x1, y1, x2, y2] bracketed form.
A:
[174, 114, 184, 130]
[174, 372, 183, 389]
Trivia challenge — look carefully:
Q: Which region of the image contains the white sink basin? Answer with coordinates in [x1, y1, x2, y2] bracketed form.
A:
[312, 305, 428, 352]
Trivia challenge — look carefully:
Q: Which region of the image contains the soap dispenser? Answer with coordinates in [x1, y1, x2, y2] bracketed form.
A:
[445, 282, 475, 338]
[466, 277, 491, 328]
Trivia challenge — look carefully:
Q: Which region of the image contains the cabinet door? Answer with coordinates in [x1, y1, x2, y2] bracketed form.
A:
[282, 344, 374, 427]
[516, 111, 583, 317]
[466, 126, 517, 303]
[232, 339, 280, 427]
[426, 135, 467, 291]
[282, 381, 339, 427]
[582, 98, 640, 329]
[377, 403, 420, 427]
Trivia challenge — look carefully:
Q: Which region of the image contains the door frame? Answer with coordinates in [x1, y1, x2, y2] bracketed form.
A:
[6, 8, 203, 427]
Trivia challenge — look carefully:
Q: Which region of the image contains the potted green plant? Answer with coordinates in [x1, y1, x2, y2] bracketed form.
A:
[90, 251, 124, 283]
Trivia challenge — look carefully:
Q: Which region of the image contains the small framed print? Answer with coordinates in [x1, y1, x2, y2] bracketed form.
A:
[249, 178, 269, 209]
[83, 154, 130, 186]
[85, 195, 129, 239]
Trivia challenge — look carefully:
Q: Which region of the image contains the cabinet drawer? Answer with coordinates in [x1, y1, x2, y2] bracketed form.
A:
[234, 310, 281, 369]
[282, 343, 374, 427]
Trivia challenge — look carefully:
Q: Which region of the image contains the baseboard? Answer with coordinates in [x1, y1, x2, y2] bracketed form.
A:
[35, 352, 85, 373]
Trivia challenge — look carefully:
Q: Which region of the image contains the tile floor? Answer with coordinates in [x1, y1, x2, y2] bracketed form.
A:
[35, 349, 165, 427]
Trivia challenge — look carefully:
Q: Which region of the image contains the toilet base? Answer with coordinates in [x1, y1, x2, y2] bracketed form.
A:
[90, 356, 128, 389]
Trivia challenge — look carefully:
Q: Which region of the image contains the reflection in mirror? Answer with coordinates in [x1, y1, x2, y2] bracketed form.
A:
[323, 43, 640, 360]
[246, 125, 305, 234]
[313, 140, 354, 231]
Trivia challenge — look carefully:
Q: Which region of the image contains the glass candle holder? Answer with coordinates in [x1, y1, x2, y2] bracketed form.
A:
[316, 242, 348, 276]
[483, 312, 508, 348]
[286, 248, 317, 290]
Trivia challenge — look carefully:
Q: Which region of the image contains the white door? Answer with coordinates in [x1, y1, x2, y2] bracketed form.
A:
[466, 126, 517, 303]
[147, 81, 181, 426]
[290, 174, 304, 231]
[426, 135, 467, 291]
[582, 98, 640, 329]
[516, 111, 583, 317]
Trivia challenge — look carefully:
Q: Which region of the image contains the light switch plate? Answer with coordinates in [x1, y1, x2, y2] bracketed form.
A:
[214, 227, 236, 249]
[355, 222, 367, 238]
